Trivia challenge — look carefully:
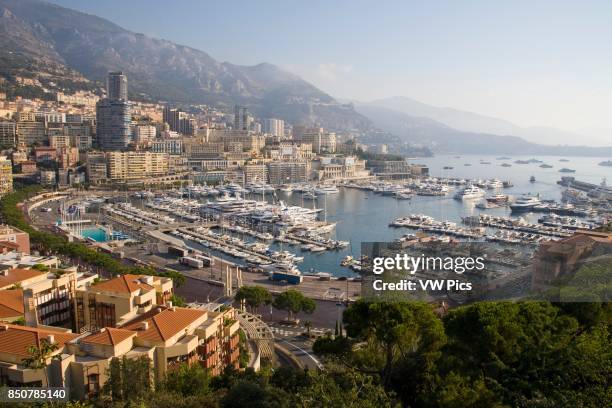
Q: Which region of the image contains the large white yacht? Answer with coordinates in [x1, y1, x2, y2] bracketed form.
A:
[454, 185, 486, 200]
[509, 195, 541, 212]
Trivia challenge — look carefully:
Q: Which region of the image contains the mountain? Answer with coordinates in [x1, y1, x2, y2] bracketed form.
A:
[366, 96, 594, 146]
[0, 0, 371, 131]
[354, 104, 612, 156]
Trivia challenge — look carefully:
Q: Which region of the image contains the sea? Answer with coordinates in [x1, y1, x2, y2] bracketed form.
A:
[270, 154, 612, 277]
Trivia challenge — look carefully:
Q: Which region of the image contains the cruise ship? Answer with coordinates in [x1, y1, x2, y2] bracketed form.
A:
[454, 185, 486, 200]
[510, 195, 541, 212]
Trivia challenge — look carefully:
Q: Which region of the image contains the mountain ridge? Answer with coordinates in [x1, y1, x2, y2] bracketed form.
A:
[0, 0, 371, 131]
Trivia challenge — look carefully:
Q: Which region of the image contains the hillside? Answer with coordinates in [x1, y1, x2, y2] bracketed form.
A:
[0, 0, 371, 131]
[355, 104, 612, 156]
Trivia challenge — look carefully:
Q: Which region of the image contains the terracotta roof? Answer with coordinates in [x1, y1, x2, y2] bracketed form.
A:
[0, 324, 78, 357]
[91, 274, 155, 294]
[0, 289, 24, 319]
[122, 307, 206, 343]
[82, 327, 136, 346]
[0, 268, 45, 289]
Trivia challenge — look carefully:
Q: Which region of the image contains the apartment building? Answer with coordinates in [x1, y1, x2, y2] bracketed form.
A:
[244, 163, 268, 184]
[74, 274, 173, 332]
[0, 225, 30, 254]
[16, 121, 46, 145]
[67, 304, 240, 399]
[85, 151, 109, 184]
[0, 121, 16, 147]
[268, 161, 308, 184]
[106, 151, 169, 181]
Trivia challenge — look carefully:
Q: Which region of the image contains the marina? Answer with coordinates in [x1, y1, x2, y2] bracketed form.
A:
[71, 154, 610, 278]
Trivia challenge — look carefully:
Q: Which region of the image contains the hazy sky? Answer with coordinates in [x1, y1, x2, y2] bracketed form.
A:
[52, 0, 612, 138]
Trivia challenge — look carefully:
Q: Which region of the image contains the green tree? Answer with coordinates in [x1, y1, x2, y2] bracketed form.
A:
[21, 338, 59, 386]
[343, 300, 446, 395]
[272, 289, 316, 322]
[103, 356, 152, 402]
[294, 364, 397, 408]
[220, 379, 288, 408]
[161, 363, 210, 396]
[235, 285, 273, 313]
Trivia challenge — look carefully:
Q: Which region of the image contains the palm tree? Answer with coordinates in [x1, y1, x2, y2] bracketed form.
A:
[22, 338, 59, 386]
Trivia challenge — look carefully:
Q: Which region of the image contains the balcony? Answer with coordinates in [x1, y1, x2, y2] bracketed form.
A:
[223, 319, 239, 337]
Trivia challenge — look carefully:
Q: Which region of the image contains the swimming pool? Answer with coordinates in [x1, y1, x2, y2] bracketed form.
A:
[81, 228, 108, 242]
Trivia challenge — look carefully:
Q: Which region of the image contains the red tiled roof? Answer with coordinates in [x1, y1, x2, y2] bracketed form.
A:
[0, 289, 24, 319]
[91, 274, 154, 294]
[82, 327, 136, 346]
[122, 307, 206, 343]
[0, 324, 78, 357]
[0, 268, 45, 289]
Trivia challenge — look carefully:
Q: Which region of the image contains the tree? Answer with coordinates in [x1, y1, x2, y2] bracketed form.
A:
[343, 300, 446, 392]
[294, 364, 397, 408]
[161, 363, 210, 396]
[220, 379, 288, 408]
[103, 356, 152, 402]
[22, 338, 59, 386]
[304, 320, 312, 337]
[235, 285, 273, 313]
[272, 289, 316, 322]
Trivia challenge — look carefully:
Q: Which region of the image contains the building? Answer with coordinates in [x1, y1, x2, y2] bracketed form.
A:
[233, 105, 250, 131]
[163, 108, 195, 136]
[16, 121, 46, 146]
[244, 163, 268, 184]
[134, 125, 156, 145]
[151, 138, 183, 155]
[268, 161, 308, 184]
[300, 128, 336, 154]
[66, 304, 240, 399]
[0, 156, 13, 197]
[313, 156, 369, 181]
[107, 71, 128, 101]
[532, 231, 612, 291]
[0, 324, 78, 387]
[209, 129, 265, 154]
[85, 152, 109, 184]
[95, 99, 131, 150]
[264, 118, 285, 138]
[367, 160, 412, 179]
[96, 72, 132, 150]
[106, 151, 169, 181]
[0, 121, 16, 147]
[74, 274, 173, 332]
[58, 147, 79, 169]
[0, 225, 30, 254]
[39, 170, 56, 186]
[0, 264, 97, 329]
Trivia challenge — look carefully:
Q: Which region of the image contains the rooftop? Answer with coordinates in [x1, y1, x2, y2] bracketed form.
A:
[82, 327, 136, 346]
[122, 306, 206, 342]
[0, 268, 45, 289]
[0, 289, 24, 319]
[0, 324, 78, 357]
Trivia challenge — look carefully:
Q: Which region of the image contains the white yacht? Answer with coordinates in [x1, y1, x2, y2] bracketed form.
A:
[314, 185, 340, 195]
[454, 185, 486, 200]
[510, 195, 542, 212]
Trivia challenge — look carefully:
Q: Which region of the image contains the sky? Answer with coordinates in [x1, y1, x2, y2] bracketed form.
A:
[51, 0, 612, 143]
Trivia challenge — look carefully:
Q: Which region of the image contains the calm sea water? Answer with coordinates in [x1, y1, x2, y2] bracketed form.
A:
[272, 154, 612, 277]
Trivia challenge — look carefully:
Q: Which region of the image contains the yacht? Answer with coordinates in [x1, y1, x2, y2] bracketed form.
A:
[454, 185, 486, 200]
[486, 194, 509, 203]
[314, 185, 340, 195]
[486, 179, 504, 189]
[510, 195, 541, 212]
